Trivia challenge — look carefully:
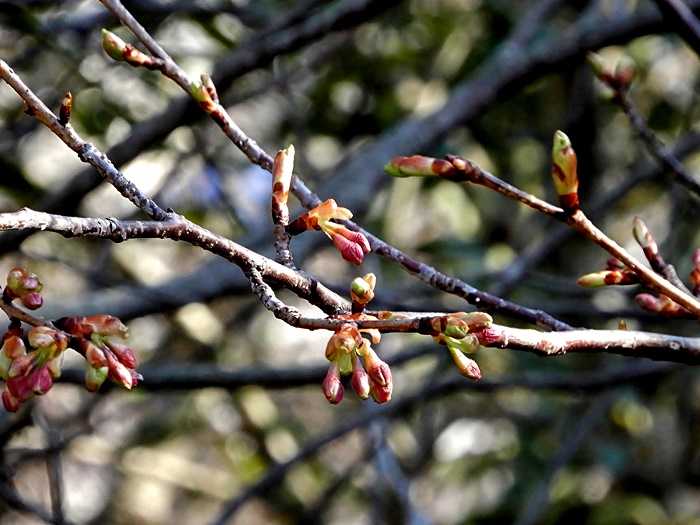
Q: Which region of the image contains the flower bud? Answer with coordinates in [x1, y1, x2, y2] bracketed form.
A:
[635, 293, 689, 317]
[577, 270, 638, 287]
[83, 341, 108, 368]
[551, 130, 579, 211]
[85, 365, 109, 392]
[21, 292, 43, 310]
[370, 382, 392, 404]
[446, 341, 482, 380]
[322, 363, 343, 404]
[106, 351, 133, 390]
[351, 273, 376, 305]
[84, 315, 128, 338]
[385, 156, 456, 178]
[101, 29, 128, 61]
[362, 346, 392, 388]
[351, 356, 370, 399]
[332, 233, 365, 265]
[105, 340, 137, 369]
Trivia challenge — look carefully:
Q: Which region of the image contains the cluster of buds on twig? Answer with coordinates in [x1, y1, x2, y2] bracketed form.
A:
[56, 315, 141, 392]
[4, 267, 43, 310]
[578, 218, 700, 318]
[322, 273, 391, 404]
[430, 312, 492, 380]
[101, 29, 164, 70]
[287, 199, 371, 265]
[0, 268, 140, 411]
[587, 52, 636, 93]
[0, 323, 67, 412]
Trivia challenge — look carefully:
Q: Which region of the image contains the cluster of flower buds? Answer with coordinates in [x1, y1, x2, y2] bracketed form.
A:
[635, 293, 689, 318]
[287, 199, 371, 265]
[322, 274, 392, 404]
[101, 29, 163, 70]
[56, 315, 141, 392]
[0, 324, 68, 412]
[322, 323, 392, 404]
[0, 268, 140, 411]
[431, 312, 492, 381]
[4, 267, 43, 310]
[587, 52, 636, 92]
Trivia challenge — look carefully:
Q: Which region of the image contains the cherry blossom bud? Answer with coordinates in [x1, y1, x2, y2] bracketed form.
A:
[351, 356, 370, 399]
[446, 340, 481, 380]
[82, 340, 108, 368]
[332, 233, 366, 265]
[362, 346, 392, 388]
[551, 130, 579, 211]
[85, 315, 128, 338]
[101, 29, 128, 61]
[635, 293, 689, 317]
[105, 351, 133, 390]
[21, 292, 43, 310]
[85, 365, 109, 392]
[614, 56, 636, 89]
[385, 155, 456, 178]
[8, 355, 32, 379]
[370, 382, 392, 404]
[322, 363, 343, 404]
[105, 340, 137, 369]
[577, 270, 638, 287]
[351, 273, 376, 305]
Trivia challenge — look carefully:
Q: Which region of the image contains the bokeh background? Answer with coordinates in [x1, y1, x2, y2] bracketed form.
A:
[0, 0, 699, 523]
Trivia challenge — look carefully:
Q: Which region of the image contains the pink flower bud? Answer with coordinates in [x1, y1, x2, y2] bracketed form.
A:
[370, 382, 392, 404]
[21, 292, 43, 310]
[106, 341, 137, 369]
[322, 363, 343, 404]
[362, 347, 391, 387]
[351, 357, 370, 399]
[105, 351, 133, 390]
[332, 233, 366, 265]
[83, 341, 108, 368]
